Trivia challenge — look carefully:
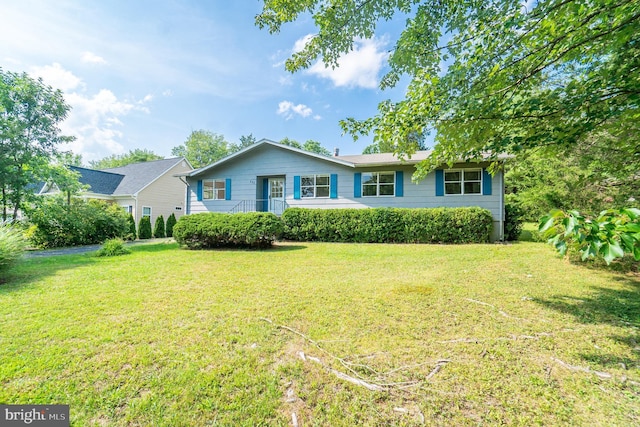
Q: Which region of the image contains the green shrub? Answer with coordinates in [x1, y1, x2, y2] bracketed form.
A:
[504, 197, 524, 241]
[153, 215, 166, 238]
[27, 197, 129, 248]
[166, 213, 177, 238]
[173, 212, 283, 249]
[126, 214, 137, 240]
[138, 216, 152, 240]
[95, 238, 131, 257]
[281, 207, 493, 243]
[0, 224, 26, 273]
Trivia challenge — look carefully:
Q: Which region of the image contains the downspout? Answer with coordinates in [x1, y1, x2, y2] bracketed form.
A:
[178, 176, 189, 215]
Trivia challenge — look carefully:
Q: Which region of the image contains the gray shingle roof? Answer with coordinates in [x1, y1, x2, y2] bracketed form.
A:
[69, 166, 124, 195]
[102, 157, 184, 195]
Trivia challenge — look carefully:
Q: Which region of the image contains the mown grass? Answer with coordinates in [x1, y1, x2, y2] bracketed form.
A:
[1, 240, 638, 426]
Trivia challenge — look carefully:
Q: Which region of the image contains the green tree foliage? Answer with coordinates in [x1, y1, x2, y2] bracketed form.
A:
[257, 1, 639, 179]
[0, 224, 26, 274]
[138, 216, 152, 240]
[0, 68, 73, 222]
[540, 208, 640, 265]
[171, 130, 230, 168]
[27, 197, 129, 248]
[89, 149, 163, 170]
[165, 213, 177, 238]
[229, 133, 258, 153]
[279, 137, 332, 156]
[153, 214, 166, 238]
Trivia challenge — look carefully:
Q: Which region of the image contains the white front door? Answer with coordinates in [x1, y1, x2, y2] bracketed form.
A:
[268, 178, 285, 214]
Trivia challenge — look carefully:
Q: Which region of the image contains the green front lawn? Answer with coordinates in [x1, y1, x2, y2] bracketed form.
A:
[1, 241, 638, 425]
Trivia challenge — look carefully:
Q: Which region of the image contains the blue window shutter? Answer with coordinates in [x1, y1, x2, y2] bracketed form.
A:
[197, 180, 203, 201]
[395, 171, 404, 197]
[293, 176, 301, 199]
[435, 170, 444, 196]
[330, 174, 338, 199]
[482, 169, 492, 195]
[262, 179, 269, 211]
[354, 173, 362, 198]
[225, 178, 232, 200]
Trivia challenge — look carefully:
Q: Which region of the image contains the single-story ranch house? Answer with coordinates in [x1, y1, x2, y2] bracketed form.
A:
[178, 139, 506, 241]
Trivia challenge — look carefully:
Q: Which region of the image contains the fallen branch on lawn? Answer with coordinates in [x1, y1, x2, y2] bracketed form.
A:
[261, 317, 447, 391]
[439, 332, 554, 344]
[551, 357, 613, 379]
[465, 298, 530, 322]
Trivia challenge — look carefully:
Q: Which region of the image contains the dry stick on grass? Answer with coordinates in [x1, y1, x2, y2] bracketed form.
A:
[439, 332, 554, 344]
[465, 298, 530, 322]
[261, 317, 442, 391]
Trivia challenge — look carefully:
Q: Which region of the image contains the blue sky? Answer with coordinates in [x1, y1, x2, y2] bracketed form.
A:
[2, 0, 410, 163]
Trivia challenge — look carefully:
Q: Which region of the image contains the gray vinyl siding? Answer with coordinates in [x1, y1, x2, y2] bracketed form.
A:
[187, 145, 504, 236]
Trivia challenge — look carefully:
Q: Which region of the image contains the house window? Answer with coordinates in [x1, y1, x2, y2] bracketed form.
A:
[121, 205, 133, 214]
[301, 174, 330, 198]
[142, 206, 152, 218]
[444, 169, 482, 195]
[203, 179, 226, 200]
[362, 172, 395, 197]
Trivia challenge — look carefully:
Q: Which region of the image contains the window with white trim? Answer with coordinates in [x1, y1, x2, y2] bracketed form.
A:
[301, 174, 330, 198]
[444, 169, 482, 195]
[142, 206, 152, 218]
[121, 205, 133, 214]
[203, 179, 225, 200]
[362, 172, 395, 197]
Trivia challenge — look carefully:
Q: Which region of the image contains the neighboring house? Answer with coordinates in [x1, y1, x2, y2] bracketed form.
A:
[179, 139, 507, 241]
[40, 158, 193, 226]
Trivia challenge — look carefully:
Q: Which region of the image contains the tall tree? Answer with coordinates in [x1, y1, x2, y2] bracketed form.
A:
[0, 68, 73, 222]
[302, 139, 332, 156]
[171, 130, 230, 168]
[257, 0, 640, 179]
[229, 133, 258, 153]
[89, 148, 163, 169]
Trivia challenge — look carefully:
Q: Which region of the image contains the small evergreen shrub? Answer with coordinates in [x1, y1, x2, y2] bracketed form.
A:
[173, 212, 283, 249]
[138, 216, 152, 239]
[126, 214, 137, 240]
[153, 215, 166, 238]
[504, 197, 524, 241]
[166, 213, 177, 238]
[27, 197, 129, 248]
[0, 224, 26, 273]
[281, 207, 493, 243]
[96, 238, 131, 257]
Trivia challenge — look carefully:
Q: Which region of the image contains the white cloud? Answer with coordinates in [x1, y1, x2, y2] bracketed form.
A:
[162, 89, 173, 97]
[313, 114, 322, 121]
[307, 37, 388, 89]
[30, 63, 150, 161]
[293, 34, 314, 54]
[277, 100, 313, 120]
[81, 51, 107, 65]
[30, 63, 84, 92]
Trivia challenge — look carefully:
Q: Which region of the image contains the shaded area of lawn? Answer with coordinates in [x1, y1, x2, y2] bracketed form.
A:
[1, 241, 638, 425]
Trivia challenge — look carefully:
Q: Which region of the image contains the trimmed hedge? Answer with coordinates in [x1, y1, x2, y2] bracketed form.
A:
[504, 198, 524, 241]
[281, 207, 494, 243]
[173, 212, 283, 249]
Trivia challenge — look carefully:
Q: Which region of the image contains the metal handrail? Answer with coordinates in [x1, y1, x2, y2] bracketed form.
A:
[229, 199, 289, 215]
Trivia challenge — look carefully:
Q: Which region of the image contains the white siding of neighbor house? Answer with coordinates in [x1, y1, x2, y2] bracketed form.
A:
[135, 160, 192, 226]
[187, 144, 504, 239]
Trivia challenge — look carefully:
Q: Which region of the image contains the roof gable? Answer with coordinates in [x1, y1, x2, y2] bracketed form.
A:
[102, 157, 186, 195]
